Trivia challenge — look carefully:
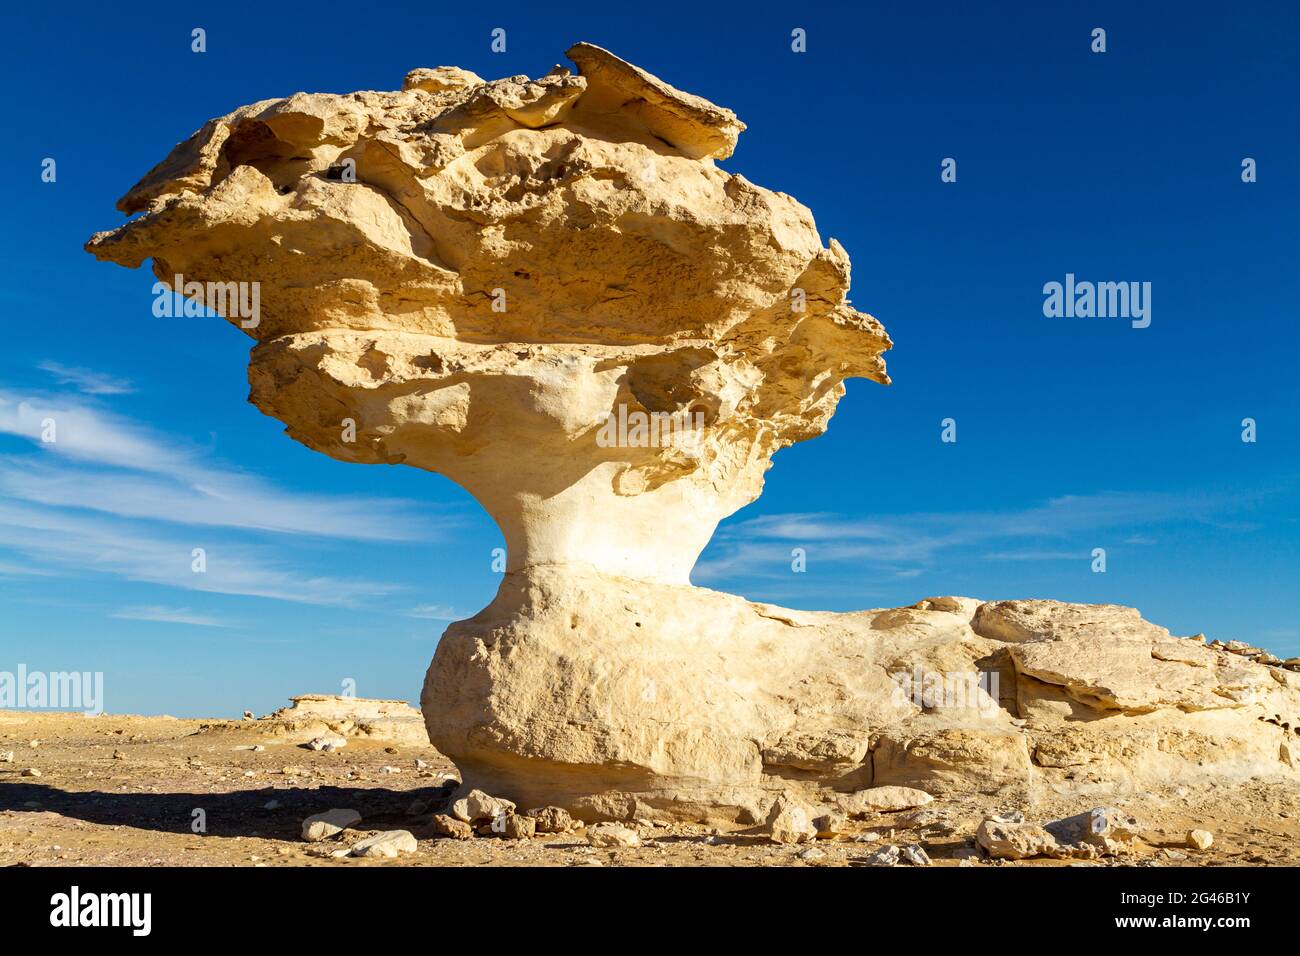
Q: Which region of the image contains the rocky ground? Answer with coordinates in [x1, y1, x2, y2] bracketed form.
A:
[2, 707, 1297, 868]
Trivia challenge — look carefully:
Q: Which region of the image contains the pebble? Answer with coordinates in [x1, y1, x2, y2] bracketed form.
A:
[1187, 829, 1214, 850]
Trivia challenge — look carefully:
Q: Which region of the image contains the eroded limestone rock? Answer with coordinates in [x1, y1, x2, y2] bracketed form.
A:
[86, 43, 1300, 825]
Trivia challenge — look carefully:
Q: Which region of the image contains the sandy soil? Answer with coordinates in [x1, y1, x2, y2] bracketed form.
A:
[2, 710, 1297, 868]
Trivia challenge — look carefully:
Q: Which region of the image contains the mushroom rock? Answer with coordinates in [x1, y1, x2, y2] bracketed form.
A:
[88, 44, 1300, 823]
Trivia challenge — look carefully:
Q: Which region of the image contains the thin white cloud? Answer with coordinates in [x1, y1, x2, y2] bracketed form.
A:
[695, 490, 1245, 584]
[112, 605, 237, 628]
[37, 362, 135, 396]
[0, 390, 430, 541]
[982, 550, 1086, 562]
[0, 501, 402, 606]
[406, 604, 466, 621]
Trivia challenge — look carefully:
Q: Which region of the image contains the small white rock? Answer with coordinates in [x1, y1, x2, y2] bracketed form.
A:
[351, 829, 418, 858]
[587, 823, 640, 848]
[1187, 829, 1214, 850]
[301, 808, 362, 841]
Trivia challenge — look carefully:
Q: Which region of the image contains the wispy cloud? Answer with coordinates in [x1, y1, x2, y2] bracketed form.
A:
[112, 605, 237, 628]
[0, 383, 438, 607]
[694, 490, 1248, 584]
[37, 361, 135, 396]
[0, 390, 430, 541]
[405, 604, 466, 621]
[0, 501, 402, 606]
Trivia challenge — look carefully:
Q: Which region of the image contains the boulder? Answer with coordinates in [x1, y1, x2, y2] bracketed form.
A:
[765, 796, 818, 845]
[86, 40, 1300, 824]
[527, 806, 577, 834]
[449, 789, 516, 824]
[351, 830, 418, 858]
[301, 808, 361, 842]
[430, 814, 473, 840]
[836, 786, 934, 817]
[586, 824, 640, 848]
[976, 819, 1061, 860]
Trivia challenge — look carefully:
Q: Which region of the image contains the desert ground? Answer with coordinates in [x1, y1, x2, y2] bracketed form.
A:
[2, 704, 1297, 868]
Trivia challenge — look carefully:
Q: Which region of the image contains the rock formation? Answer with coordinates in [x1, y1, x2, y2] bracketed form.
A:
[88, 44, 1299, 824]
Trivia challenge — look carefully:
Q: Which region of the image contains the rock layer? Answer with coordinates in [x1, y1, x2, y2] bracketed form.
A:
[87, 42, 888, 585]
[87, 44, 1299, 824]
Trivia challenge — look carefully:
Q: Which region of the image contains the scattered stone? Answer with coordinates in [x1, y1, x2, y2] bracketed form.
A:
[837, 786, 933, 817]
[112, 751, 126, 760]
[766, 795, 818, 845]
[500, 813, 537, 840]
[862, 844, 900, 866]
[406, 798, 429, 815]
[22, 768, 41, 777]
[431, 814, 474, 840]
[450, 789, 517, 824]
[811, 811, 848, 839]
[380, 765, 401, 774]
[414, 758, 429, 770]
[976, 818, 1060, 860]
[527, 805, 577, 833]
[301, 808, 362, 841]
[351, 830, 418, 858]
[1160, 848, 1188, 861]
[1187, 829, 1214, 850]
[587, 823, 640, 848]
[854, 831, 882, 843]
[263, 799, 281, 810]
[0, 751, 13, 763]
[242, 710, 255, 720]
[1046, 807, 1141, 849]
[900, 845, 932, 866]
[797, 846, 826, 862]
[306, 734, 347, 752]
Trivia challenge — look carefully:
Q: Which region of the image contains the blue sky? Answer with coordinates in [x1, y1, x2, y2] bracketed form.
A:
[1, 1, 1297, 717]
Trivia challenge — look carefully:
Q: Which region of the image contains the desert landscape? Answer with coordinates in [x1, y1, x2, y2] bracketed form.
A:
[3, 666, 1298, 869]
[0, 4, 1292, 902]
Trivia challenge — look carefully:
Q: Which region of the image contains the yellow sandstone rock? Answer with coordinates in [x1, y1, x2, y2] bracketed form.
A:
[87, 44, 1300, 824]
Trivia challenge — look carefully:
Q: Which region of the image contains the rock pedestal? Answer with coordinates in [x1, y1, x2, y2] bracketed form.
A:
[88, 43, 1299, 824]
